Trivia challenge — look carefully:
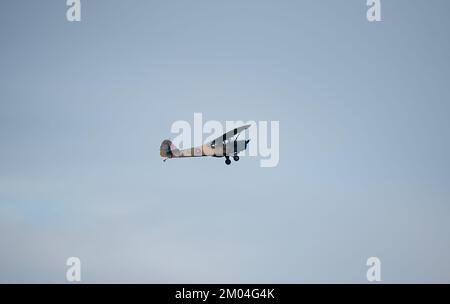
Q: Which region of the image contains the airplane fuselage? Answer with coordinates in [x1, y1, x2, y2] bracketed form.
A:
[176, 140, 249, 158]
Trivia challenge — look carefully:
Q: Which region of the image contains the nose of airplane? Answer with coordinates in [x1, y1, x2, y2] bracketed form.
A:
[245, 139, 250, 148]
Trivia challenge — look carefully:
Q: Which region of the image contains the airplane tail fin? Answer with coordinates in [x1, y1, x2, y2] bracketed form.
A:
[160, 140, 179, 158]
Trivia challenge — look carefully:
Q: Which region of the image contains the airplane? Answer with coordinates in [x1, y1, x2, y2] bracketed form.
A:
[160, 124, 251, 165]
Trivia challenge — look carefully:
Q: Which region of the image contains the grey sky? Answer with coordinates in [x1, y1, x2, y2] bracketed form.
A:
[1, 0, 450, 283]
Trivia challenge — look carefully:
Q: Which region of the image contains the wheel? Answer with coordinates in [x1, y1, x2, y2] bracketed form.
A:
[233, 155, 240, 161]
[225, 158, 231, 165]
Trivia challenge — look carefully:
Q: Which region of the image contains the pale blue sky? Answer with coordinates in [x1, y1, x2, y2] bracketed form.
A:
[1, 0, 450, 283]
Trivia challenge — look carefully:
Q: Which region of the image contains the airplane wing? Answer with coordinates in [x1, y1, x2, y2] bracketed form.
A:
[210, 124, 251, 144]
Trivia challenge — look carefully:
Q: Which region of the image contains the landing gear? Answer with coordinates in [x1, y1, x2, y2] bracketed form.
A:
[233, 155, 240, 162]
[225, 156, 231, 165]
